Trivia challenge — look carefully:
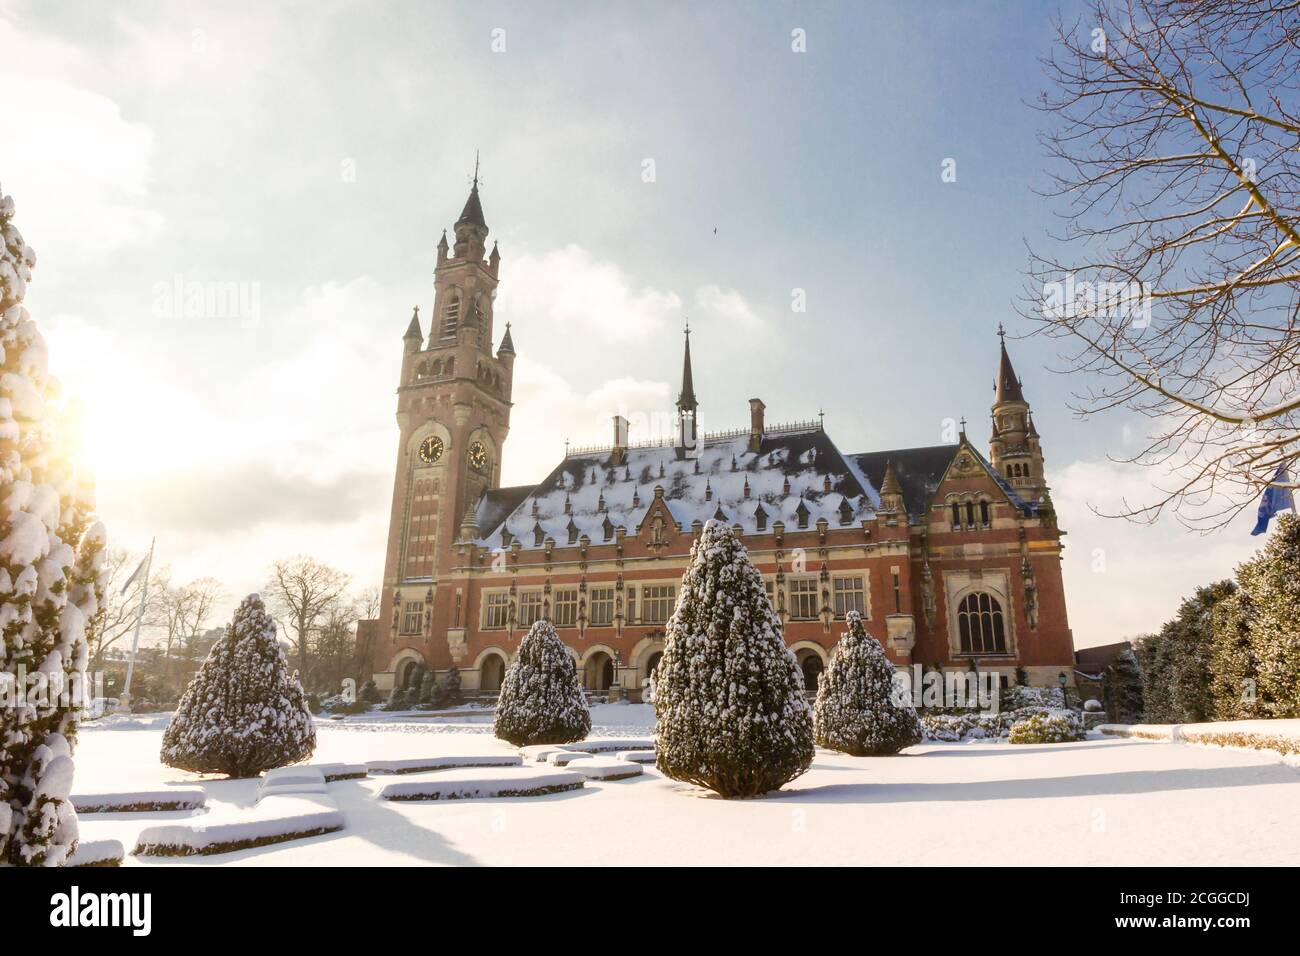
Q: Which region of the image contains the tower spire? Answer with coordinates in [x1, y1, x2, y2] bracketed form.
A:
[677, 320, 697, 411]
[994, 324, 1025, 404]
[675, 321, 699, 457]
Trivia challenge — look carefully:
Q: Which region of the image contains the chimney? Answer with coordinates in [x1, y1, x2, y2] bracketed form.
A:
[611, 415, 629, 465]
[748, 398, 766, 453]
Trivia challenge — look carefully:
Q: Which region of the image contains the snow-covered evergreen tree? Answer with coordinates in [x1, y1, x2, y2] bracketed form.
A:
[654, 520, 814, 797]
[161, 594, 316, 777]
[493, 618, 590, 746]
[1102, 646, 1144, 724]
[814, 611, 921, 756]
[0, 187, 107, 866]
[1210, 588, 1257, 720]
[1239, 513, 1300, 718]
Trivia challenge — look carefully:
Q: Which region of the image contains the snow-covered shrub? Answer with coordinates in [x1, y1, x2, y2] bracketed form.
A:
[1239, 514, 1300, 718]
[359, 679, 381, 704]
[1008, 710, 1084, 744]
[160, 594, 316, 777]
[319, 693, 366, 715]
[0, 187, 108, 866]
[442, 666, 461, 703]
[493, 619, 590, 746]
[654, 521, 814, 797]
[383, 687, 409, 711]
[1083, 698, 1103, 712]
[814, 611, 921, 755]
[1103, 646, 1144, 723]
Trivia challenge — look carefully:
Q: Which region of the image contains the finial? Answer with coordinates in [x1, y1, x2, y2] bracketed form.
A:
[473, 150, 480, 188]
[960, 415, 967, 433]
[997, 322, 1006, 344]
[684, 318, 690, 337]
[818, 408, 825, 429]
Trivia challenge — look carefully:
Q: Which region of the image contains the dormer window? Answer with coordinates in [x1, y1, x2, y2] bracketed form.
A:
[602, 516, 615, 541]
[754, 503, 768, 532]
[533, 523, 544, 547]
[838, 500, 853, 525]
[566, 519, 579, 545]
[796, 500, 810, 530]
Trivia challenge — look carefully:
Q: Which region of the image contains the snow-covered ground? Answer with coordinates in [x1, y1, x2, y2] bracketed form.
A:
[73, 704, 1300, 866]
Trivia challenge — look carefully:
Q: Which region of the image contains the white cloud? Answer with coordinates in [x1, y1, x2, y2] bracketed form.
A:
[0, 20, 161, 264]
[495, 244, 682, 341]
[501, 355, 672, 486]
[1052, 458, 1261, 649]
[693, 283, 763, 331]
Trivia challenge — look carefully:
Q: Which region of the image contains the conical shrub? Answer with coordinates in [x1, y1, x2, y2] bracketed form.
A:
[654, 520, 814, 797]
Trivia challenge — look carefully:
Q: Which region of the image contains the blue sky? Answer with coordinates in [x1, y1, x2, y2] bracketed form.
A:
[0, 0, 1266, 647]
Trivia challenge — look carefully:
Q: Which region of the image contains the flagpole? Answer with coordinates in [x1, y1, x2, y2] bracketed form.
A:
[118, 537, 155, 713]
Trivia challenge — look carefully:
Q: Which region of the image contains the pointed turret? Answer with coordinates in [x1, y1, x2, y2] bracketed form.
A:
[489, 240, 500, 274]
[404, 306, 422, 351]
[878, 460, 905, 518]
[457, 181, 487, 230]
[437, 229, 449, 263]
[993, 323, 1025, 405]
[452, 154, 490, 260]
[498, 321, 515, 356]
[677, 323, 698, 412]
[989, 324, 1045, 501]
[675, 323, 699, 457]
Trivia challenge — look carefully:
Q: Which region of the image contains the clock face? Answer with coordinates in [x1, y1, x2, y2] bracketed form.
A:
[468, 440, 488, 473]
[418, 435, 444, 464]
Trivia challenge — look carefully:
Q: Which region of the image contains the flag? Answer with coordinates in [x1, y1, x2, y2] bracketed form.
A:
[1251, 465, 1294, 536]
[122, 553, 150, 594]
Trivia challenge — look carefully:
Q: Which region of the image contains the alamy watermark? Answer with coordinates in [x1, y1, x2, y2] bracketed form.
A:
[152, 274, 261, 328]
[1041, 273, 1151, 328]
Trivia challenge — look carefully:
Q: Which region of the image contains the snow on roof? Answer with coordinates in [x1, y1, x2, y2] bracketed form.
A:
[473, 426, 877, 549]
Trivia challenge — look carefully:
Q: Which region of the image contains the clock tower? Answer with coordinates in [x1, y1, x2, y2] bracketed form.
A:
[377, 174, 516, 670]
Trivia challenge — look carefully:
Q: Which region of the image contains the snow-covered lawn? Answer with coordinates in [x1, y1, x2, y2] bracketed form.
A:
[73, 704, 1300, 866]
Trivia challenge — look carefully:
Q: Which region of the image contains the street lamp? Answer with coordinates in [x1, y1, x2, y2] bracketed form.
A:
[1058, 671, 1068, 707]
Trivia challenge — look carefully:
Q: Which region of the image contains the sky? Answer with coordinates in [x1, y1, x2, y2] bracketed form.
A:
[0, 0, 1271, 649]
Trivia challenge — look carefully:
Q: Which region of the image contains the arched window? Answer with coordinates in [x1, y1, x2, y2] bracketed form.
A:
[980, 500, 990, 526]
[957, 592, 1007, 654]
[965, 501, 975, 527]
[951, 502, 961, 528]
[440, 292, 461, 338]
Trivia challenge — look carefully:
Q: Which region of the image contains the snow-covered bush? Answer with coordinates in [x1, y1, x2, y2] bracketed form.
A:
[319, 693, 366, 715]
[1239, 514, 1300, 718]
[814, 611, 921, 755]
[1008, 710, 1084, 744]
[160, 594, 316, 777]
[359, 679, 381, 704]
[493, 619, 590, 747]
[442, 666, 461, 703]
[0, 187, 107, 866]
[654, 520, 814, 797]
[383, 687, 409, 711]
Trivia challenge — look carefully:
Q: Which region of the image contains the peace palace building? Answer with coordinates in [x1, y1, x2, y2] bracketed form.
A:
[367, 182, 1077, 697]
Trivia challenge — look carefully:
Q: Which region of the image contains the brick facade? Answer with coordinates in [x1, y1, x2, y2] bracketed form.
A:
[369, 187, 1076, 696]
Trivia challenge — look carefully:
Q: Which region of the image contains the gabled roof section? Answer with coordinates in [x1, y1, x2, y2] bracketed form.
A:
[473, 485, 533, 538]
[848, 445, 957, 522]
[472, 426, 876, 549]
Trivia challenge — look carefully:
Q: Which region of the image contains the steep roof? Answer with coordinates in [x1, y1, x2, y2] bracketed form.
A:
[456, 182, 487, 229]
[994, 338, 1025, 404]
[474, 426, 876, 549]
[677, 330, 697, 409]
[848, 445, 957, 522]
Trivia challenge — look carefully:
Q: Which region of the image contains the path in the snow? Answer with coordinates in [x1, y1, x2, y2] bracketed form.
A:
[73, 709, 1300, 866]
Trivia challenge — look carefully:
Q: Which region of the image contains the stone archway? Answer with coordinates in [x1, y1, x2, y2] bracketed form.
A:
[791, 643, 829, 693]
[585, 651, 614, 691]
[479, 652, 507, 692]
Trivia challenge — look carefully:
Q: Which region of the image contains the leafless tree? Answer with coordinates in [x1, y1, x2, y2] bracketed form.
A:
[1027, 0, 1300, 529]
[86, 549, 159, 670]
[266, 556, 351, 683]
[151, 575, 224, 692]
